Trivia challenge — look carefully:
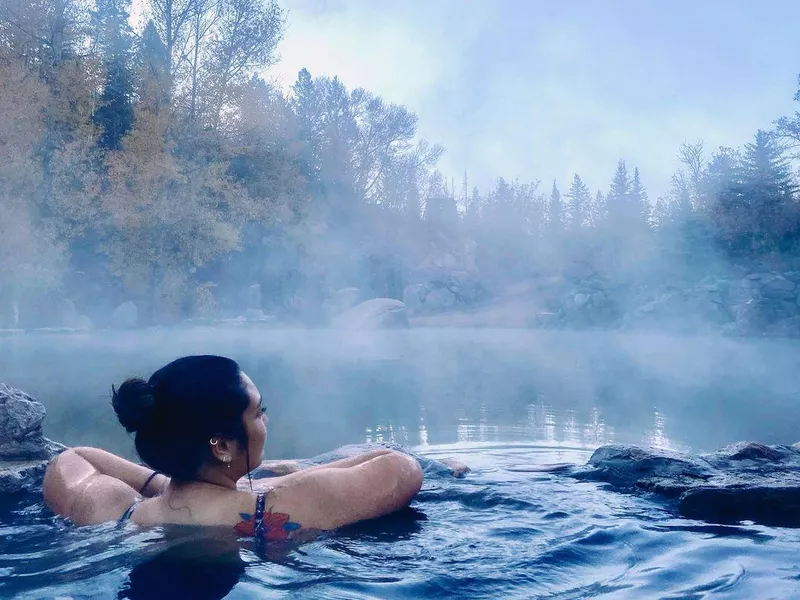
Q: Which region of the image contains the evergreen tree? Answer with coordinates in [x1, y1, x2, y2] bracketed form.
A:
[290, 68, 323, 184]
[607, 160, 631, 224]
[92, 0, 135, 149]
[566, 173, 591, 229]
[740, 129, 797, 247]
[631, 167, 650, 225]
[548, 180, 564, 230]
[591, 190, 606, 225]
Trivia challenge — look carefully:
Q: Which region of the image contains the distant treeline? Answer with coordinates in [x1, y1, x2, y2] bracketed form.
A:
[2, 0, 800, 326]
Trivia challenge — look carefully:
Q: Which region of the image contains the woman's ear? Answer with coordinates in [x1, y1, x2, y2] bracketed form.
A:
[209, 437, 236, 465]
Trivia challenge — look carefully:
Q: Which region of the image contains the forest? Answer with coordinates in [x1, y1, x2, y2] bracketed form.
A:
[3, 0, 800, 328]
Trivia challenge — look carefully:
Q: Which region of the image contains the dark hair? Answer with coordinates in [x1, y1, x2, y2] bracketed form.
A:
[112, 355, 251, 480]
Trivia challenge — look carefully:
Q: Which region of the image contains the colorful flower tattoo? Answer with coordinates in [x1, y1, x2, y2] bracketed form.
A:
[234, 494, 301, 542]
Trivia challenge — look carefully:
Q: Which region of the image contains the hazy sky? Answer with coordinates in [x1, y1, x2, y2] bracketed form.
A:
[270, 0, 800, 200]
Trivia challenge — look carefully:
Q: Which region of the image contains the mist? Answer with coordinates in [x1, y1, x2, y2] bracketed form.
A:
[3, 0, 800, 456]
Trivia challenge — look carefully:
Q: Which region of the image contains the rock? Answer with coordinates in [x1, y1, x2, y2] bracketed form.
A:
[403, 284, 427, 314]
[331, 288, 362, 314]
[245, 284, 262, 310]
[0, 459, 51, 495]
[1, 383, 47, 459]
[0, 383, 64, 495]
[0, 383, 63, 460]
[331, 298, 410, 330]
[767, 316, 800, 338]
[568, 442, 800, 527]
[591, 291, 608, 307]
[761, 273, 796, 293]
[243, 308, 266, 321]
[111, 301, 138, 329]
[573, 293, 590, 308]
[424, 287, 457, 311]
[74, 315, 93, 330]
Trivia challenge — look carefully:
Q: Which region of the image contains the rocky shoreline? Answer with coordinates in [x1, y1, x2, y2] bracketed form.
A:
[0, 383, 64, 494]
[8, 267, 800, 337]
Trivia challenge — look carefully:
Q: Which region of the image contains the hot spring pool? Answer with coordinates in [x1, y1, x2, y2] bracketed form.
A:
[2, 328, 800, 597]
[2, 443, 800, 599]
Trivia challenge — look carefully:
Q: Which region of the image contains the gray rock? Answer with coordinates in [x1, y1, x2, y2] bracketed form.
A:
[424, 287, 457, 311]
[403, 284, 427, 314]
[74, 315, 94, 330]
[767, 316, 800, 338]
[111, 301, 138, 329]
[0, 459, 50, 495]
[1, 384, 46, 459]
[568, 442, 800, 527]
[573, 293, 590, 308]
[331, 298, 410, 330]
[243, 308, 266, 321]
[331, 287, 362, 314]
[762, 274, 796, 293]
[0, 383, 64, 495]
[591, 292, 608, 307]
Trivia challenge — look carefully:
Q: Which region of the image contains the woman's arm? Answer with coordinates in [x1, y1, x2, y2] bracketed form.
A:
[253, 449, 393, 477]
[253, 448, 470, 479]
[258, 450, 423, 531]
[43, 448, 141, 525]
[70, 447, 169, 497]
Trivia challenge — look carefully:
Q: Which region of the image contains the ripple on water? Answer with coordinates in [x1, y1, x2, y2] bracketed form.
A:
[3, 444, 800, 599]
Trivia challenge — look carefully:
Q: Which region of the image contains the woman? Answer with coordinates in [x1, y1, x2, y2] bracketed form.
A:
[43, 355, 425, 542]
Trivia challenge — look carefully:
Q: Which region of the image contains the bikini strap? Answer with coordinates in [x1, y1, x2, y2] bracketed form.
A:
[139, 471, 162, 495]
[253, 493, 267, 539]
[119, 498, 141, 523]
[254, 493, 266, 522]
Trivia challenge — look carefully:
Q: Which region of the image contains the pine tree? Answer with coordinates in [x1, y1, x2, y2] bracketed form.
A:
[92, 0, 135, 149]
[548, 180, 564, 231]
[631, 167, 650, 225]
[607, 160, 631, 224]
[565, 173, 591, 229]
[591, 190, 606, 225]
[290, 68, 323, 184]
[740, 129, 797, 247]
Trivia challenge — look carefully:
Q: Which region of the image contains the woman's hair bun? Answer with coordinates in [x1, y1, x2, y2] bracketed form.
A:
[112, 378, 157, 433]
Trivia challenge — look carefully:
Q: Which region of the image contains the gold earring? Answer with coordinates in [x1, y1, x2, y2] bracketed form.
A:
[210, 438, 218, 446]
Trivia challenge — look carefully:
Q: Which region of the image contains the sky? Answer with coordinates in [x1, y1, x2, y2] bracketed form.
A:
[268, 0, 800, 200]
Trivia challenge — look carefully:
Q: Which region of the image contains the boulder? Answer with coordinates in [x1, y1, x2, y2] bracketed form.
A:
[331, 288, 362, 314]
[74, 315, 94, 330]
[111, 301, 138, 329]
[759, 273, 796, 293]
[403, 284, 427, 314]
[424, 287, 457, 311]
[0, 383, 64, 494]
[331, 298, 410, 330]
[567, 442, 800, 527]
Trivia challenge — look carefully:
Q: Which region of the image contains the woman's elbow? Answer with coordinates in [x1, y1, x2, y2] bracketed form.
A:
[389, 451, 423, 501]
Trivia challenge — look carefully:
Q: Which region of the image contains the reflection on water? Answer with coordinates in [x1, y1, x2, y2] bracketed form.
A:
[3, 328, 800, 457]
[365, 401, 632, 452]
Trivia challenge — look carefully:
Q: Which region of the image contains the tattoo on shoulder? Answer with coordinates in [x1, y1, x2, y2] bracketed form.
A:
[234, 508, 302, 542]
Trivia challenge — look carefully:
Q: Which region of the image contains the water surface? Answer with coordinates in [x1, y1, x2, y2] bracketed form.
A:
[2, 328, 800, 598]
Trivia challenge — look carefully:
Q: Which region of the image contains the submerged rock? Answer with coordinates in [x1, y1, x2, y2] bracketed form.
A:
[569, 442, 800, 527]
[0, 383, 64, 494]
